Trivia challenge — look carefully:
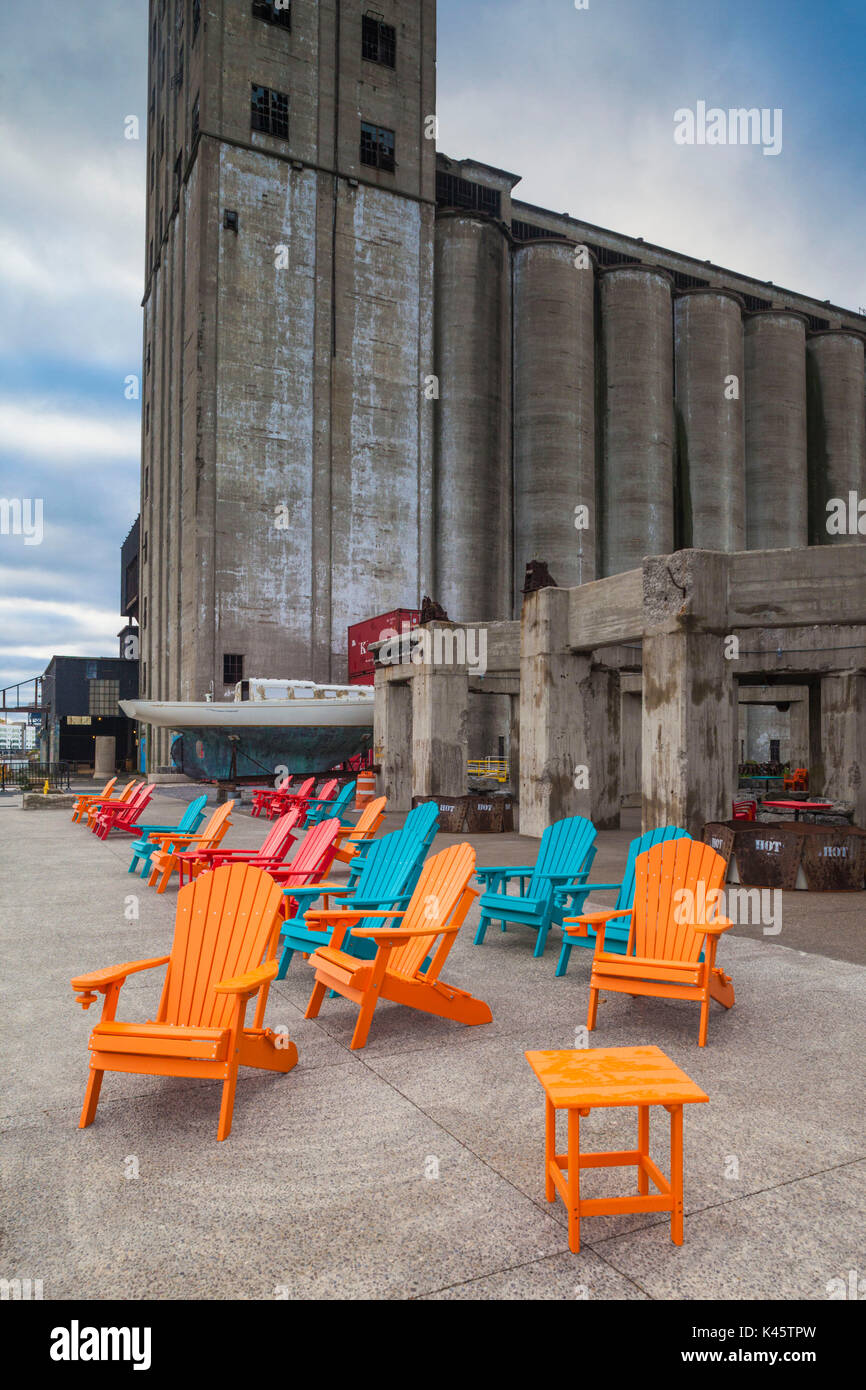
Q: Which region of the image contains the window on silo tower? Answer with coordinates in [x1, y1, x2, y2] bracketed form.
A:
[223, 654, 244, 686]
[252, 1, 292, 29]
[360, 121, 395, 172]
[251, 84, 289, 138]
[362, 14, 396, 67]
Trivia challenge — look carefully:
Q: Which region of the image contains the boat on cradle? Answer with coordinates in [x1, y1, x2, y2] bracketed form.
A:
[120, 679, 374, 781]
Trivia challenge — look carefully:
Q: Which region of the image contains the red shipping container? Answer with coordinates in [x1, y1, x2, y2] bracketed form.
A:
[348, 609, 420, 680]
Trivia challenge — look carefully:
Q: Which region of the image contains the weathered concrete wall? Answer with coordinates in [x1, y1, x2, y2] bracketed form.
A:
[675, 290, 745, 551]
[821, 673, 866, 824]
[807, 332, 866, 546]
[513, 240, 595, 601]
[519, 587, 620, 836]
[374, 672, 412, 814]
[641, 552, 735, 835]
[744, 313, 808, 549]
[412, 669, 469, 800]
[599, 267, 675, 576]
[434, 214, 512, 622]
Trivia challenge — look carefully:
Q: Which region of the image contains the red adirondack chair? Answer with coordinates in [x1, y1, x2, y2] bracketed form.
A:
[732, 799, 757, 821]
[251, 776, 293, 819]
[91, 785, 156, 839]
[266, 775, 316, 821]
[267, 818, 343, 919]
[181, 809, 304, 880]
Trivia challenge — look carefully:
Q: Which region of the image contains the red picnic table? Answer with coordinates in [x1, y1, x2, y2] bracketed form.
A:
[761, 799, 833, 823]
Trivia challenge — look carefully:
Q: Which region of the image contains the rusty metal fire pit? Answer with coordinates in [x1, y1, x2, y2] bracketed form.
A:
[702, 821, 866, 891]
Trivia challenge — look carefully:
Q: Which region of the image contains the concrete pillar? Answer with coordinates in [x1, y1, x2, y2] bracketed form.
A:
[374, 676, 412, 815]
[809, 683, 824, 796]
[92, 736, 116, 779]
[641, 553, 735, 835]
[411, 669, 469, 800]
[620, 684, 642, 808]
[508, 693, 520, 794]
[820, 673, 866, 825]
[788, 695, 809, 766]
[519, 587, 620, 837]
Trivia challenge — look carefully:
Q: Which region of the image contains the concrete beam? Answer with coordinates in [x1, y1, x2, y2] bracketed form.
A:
[567, 569, 644, 649]
[733, 626, 866, 677]
[727, 544, 866, 628]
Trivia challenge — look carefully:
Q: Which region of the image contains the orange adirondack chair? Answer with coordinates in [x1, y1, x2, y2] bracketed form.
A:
[86, 781, 147, 831]
[71, 777, 130, 823]
[146, 800, 235, 893]
[303, 842, 491, 1050]
[71, 863, 296, 1141]
[564, 839, 735, 1047]
[332, 795, 387, 865]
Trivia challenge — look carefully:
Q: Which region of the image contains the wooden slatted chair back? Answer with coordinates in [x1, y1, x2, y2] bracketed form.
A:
[632, 839, 728, 963]
[196, 799, 235, 849]
[531, 817, 595, 896]
[292, 777, 315, 799]
[177, 794, 209, 833]
[97, 777, 117, 799]
[386, 843, 476, 981]
[353, 829, 423, 902]
[287, 817, 341, 877]
[616, 827, 690, 910]
[350, 796, 386, 840]
[116, 780, 139, 803]
[258, 808, 303, 860]
[159, 864, 283, 1031]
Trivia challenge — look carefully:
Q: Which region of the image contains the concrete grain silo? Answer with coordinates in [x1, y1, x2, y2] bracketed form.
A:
[806, 331, 866, 544]
[674, 289, 745, 551]
[512, 239, 596, 604]
[599, 266, 675, 575]
[434, 212, 512, 621]
[744, 311, 809, 549]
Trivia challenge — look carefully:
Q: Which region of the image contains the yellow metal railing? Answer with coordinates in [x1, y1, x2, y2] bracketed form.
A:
[467, 757, 509, 783]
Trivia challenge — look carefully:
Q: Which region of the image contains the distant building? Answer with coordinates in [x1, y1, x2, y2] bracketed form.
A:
[0, 720, 36, 755]
[40, 657, 140, 768]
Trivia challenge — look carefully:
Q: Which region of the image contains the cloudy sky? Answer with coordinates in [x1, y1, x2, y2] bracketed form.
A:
[1, 0, 864, 700]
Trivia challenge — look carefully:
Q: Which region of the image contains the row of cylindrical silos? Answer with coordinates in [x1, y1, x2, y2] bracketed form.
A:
[432, 212, 866, 622]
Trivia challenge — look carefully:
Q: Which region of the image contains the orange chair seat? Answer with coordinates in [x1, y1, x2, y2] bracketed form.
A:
[592, 953, 703, 986]
[308, 946, 373, 989]
[90, 1020, 229, 1062]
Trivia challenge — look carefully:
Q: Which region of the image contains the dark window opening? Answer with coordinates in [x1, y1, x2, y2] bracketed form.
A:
[511, 219, 563, 242]
[252, 1, 291, 29]
[807, 314, 830, 332]
[144, 466, 149, 499]
[362, 14, 396, 67]
[769, 738, 781, 764]
[584, 241, 634, 267]
[251, 84, 289, 138]
[142, 596, 148, 631]
[671, 270, 711, 291]
[191, 94, 200, 142]
[360, 121, 395, 172]
[192, 0, 201, 39]
[436, 171, 500, 217]
[223, 654, 244, 686]
[742, 293, 773, 313]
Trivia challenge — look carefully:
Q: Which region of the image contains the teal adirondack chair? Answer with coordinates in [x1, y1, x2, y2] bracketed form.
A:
[553, 825, 691, 974]
[345, 799, 439, 890]
[304, 780, 356, 828]
[474, 816, 597, 957]
[276, 826, 428, 978]
[127, 795, 209, 878]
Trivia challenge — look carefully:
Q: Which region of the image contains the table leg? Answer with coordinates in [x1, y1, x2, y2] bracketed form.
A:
[637, 1105, 649, 1195]
[545, 1097, 555, 1202]
[567, 1108, 581, 1253]
[670, 1105, 684, 1245]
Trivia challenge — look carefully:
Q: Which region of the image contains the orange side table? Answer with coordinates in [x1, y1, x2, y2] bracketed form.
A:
[525, 1045, 708, 1253]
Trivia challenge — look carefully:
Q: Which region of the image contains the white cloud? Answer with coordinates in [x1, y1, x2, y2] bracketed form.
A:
[0, 401, 140, 462]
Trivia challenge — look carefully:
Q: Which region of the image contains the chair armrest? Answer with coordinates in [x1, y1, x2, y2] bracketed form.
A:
[71, 956, 170, 1007]
[562, 908, 633, 938]
[477, 864, 534, 881]
[693, 918, 734, 936]
[213, 962, 278, 996]
[353, 923, 458, 942]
